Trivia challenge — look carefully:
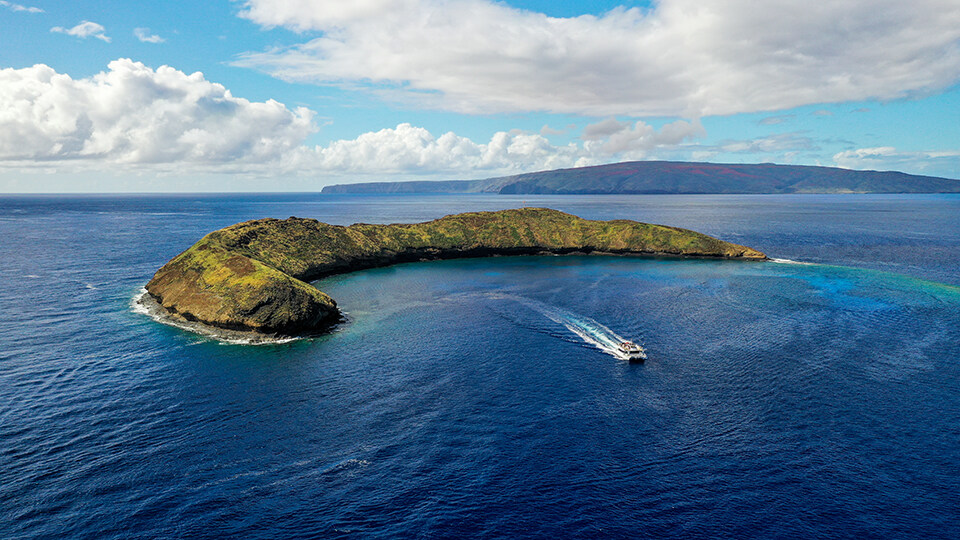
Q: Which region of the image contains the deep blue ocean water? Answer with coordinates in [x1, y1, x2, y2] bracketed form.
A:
[1, 193, 959, 538]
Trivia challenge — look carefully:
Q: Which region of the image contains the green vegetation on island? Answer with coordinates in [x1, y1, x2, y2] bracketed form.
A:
[145, 208, 767, 336]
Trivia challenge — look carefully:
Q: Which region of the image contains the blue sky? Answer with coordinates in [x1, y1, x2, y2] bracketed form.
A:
[1, 0, 959, 192]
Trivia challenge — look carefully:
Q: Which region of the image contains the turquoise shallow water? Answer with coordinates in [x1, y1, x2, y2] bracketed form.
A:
[2, 193, 959, 538]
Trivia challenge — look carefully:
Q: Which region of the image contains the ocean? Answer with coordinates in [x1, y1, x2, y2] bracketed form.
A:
[2, 193, 959, 538]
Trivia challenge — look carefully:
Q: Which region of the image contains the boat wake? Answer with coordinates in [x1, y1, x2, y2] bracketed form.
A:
[484, 293, 642, 361]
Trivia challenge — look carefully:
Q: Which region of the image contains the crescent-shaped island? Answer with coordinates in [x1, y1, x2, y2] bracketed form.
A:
[143, 208, 767, 338]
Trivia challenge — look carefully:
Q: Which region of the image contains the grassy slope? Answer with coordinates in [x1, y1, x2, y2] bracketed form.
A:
[146, 236, 339, 333]
[146, 208, 765, 335]
[216, 208, 763, 277]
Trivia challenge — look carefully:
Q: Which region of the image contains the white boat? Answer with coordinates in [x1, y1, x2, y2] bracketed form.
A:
[618, 341, 647, 362]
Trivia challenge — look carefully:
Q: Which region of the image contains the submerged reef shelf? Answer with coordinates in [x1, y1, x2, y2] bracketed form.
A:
[143, 207, 767, 338]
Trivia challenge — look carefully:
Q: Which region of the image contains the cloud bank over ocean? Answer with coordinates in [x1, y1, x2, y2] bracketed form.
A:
[1, 0, 959, 187]
[0, 60, 713, 176]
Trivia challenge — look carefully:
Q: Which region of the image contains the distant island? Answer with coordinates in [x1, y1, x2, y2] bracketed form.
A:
[321, 161, 960, 195]
[143, 208, 766, 338]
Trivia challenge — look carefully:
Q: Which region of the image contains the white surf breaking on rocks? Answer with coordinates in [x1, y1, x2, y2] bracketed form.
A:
[131, 288, 302, 345]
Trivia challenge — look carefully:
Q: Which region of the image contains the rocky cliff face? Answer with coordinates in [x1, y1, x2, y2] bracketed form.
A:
[145, 208, 766, 336]
[145, 236, 339, 334]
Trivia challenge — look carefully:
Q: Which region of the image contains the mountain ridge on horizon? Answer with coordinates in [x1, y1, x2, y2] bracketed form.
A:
[321, 161, 960, 195]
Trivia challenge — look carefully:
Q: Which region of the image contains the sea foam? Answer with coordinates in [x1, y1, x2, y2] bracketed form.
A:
[131, 288, 302, 345]
[486, 293, 642, 361]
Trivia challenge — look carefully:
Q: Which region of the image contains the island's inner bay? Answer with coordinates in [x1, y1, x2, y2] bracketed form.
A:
[142, 207, 765, 338]
[315, 254, 960, 370]
[4, 194, 960, 538]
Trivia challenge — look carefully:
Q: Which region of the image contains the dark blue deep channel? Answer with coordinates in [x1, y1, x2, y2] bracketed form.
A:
[2, 194, 960, 538]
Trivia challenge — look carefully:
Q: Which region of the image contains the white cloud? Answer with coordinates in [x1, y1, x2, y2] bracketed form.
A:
[719, 133, 815, 154]
[834, 147, 960, 177]
[285, 123, 593, 175]
[287, 118, 706, 175]
[759, 115, 794, 126]
[0, 60, 715, 177]
[236, 0, 960, 117]
[581, 118, 631, 141]
[0, 60, 314, 165]
[283, 118, 704, 176]
[51, 21, 112, 43]
[134, 28, 165, 44]
[688, 132, 818, 163]
[0, 1, 43, 13]
[539, 125, 566, 136]
[581, 118, 704, 154]
[835, 147, 899, 163]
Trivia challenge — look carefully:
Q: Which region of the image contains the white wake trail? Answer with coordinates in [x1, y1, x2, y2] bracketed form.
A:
[488, 293, 637, 360]
[770, 257, 814, 265]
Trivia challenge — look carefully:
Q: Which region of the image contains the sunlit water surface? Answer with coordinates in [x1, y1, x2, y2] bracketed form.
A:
[2, 193, 959, 538]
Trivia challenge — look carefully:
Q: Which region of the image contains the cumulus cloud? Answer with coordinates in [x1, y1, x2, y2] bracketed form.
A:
[282, 124, 579, 174]
[236, 0, 960, 117]
[0, 60, 717, 176]
[0, 1, 42, 13]
[51, 21, 111, 43]
[834, 147, 960, 177]
[581, 118, 704, 154]
[284, 119, 704, 175]
[12, 60, 913, 180]
[0, 60, 314, 165]
[134, 28, 165, 44]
